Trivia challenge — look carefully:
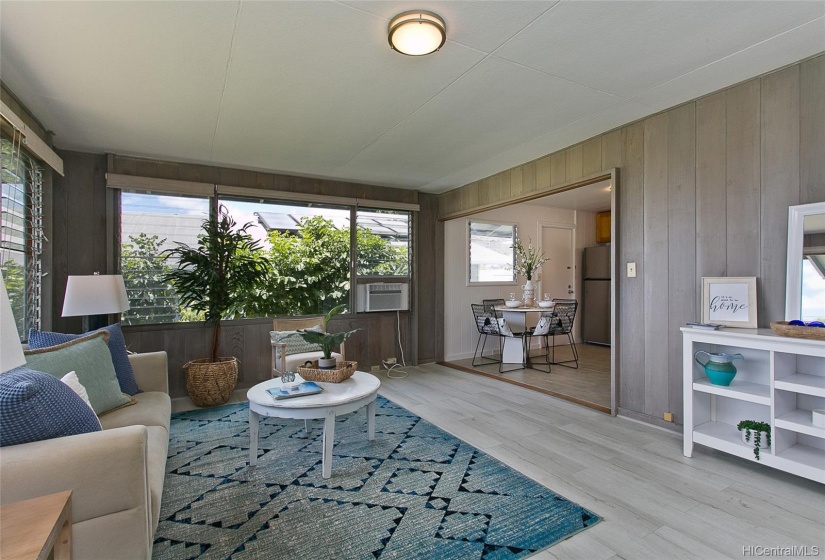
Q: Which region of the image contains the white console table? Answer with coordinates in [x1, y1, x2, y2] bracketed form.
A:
[682, 327, 825, 483]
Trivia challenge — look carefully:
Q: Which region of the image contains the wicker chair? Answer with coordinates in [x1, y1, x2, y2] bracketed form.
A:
[270, 316, 345, 378]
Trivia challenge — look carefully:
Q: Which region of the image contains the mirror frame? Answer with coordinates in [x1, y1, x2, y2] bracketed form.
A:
[785, 201, 825, 320]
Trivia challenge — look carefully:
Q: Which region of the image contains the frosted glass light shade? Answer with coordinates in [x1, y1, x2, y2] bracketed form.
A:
[388, 11, 446, 56]
[1, 270, 26, 372]
[62, 274, 130, 317]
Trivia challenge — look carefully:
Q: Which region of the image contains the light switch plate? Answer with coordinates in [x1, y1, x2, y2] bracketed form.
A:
[627, 262, 637, 278]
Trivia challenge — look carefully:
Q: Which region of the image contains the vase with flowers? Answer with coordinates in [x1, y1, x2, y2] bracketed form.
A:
[513, 237, 550, 307]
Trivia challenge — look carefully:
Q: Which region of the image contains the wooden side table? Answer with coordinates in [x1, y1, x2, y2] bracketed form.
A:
[0, 490, 72, 560]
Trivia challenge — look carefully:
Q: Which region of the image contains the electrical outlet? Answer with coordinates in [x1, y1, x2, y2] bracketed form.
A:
[371, 365, 380, 374]
[385, 357, 397, 365]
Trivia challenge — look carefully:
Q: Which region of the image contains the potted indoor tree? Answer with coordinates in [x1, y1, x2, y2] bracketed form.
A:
[737, 420, 771, 461]
[296, 304, 359, 370]
[163, 205, 271, 407]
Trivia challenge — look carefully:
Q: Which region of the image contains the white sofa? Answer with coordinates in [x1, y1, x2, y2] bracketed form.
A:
[0, 351, 171, 559]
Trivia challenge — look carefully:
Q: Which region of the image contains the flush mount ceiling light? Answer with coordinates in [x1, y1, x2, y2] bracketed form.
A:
[388, 10, 446, 56]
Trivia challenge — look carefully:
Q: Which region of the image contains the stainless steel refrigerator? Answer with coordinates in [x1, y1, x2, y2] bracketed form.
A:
[582, 245, 611, 345]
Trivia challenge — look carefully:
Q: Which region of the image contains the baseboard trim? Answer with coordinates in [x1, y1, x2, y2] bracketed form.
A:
[617, 407, 681, 432]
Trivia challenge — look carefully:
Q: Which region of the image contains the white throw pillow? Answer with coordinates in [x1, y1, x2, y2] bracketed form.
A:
[497, 318, 514, 337]
[60, 371, 102, 428]
[533, 316, 551, 336]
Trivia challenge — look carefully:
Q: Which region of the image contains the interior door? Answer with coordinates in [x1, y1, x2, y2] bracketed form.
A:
[539, 225, 575, 302]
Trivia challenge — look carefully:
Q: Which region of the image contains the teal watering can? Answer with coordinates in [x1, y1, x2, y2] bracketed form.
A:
[694, 351, 743, 386]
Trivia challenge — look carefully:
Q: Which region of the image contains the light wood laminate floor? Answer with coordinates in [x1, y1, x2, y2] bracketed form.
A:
[378, 363, 824, 560]
[446, 343, 612, 413]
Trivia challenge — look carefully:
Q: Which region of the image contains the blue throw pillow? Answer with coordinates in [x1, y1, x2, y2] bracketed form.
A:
[0, 367, 102, 447]
[28, 324, 141, 395]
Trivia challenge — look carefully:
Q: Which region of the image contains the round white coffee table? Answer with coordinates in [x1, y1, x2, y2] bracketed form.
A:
[246, 371, 381, 479]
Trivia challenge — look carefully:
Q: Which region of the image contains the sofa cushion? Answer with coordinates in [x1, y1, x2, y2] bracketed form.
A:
[99, 391, 171, 433]
[0, 367, 102, 447]
[28, 324, 141, 395]
[59, 371, 102, 429]
[23, 332, 134, 415]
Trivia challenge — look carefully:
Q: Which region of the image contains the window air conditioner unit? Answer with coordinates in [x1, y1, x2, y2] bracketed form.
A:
[358, 283, 409, 312]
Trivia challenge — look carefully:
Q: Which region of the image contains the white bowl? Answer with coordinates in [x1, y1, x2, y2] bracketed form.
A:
[505, 300, 522, 308]
[537, 301, 554, 308]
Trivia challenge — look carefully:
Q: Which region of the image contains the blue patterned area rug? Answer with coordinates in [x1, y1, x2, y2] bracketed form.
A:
[153, 397, 600, 559]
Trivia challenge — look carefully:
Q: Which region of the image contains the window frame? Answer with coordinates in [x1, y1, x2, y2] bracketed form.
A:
[1, 135, 44, 339]
[466, 219, 518, 287]
[117, 189, 415, 324]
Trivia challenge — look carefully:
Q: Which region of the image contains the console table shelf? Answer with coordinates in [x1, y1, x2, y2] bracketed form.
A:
[682, 327, 825, 484]
[693, 378, 770, 404]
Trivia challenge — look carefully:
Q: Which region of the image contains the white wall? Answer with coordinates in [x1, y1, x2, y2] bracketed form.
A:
[444, 203, 597, 361]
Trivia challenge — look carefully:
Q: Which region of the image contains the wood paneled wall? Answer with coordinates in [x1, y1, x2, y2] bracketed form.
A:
[51, 154, 443, 398]
[438, 54, 825, 424]
[123, 312, 410, 399]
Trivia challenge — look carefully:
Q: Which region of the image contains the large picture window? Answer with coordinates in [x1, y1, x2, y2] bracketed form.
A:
[468, 220, 516, 284]
[223, 198, 351, 316]
[120, 192, 210, 325]
[119, 191, 413, 324]
[1, 136, 44, 338]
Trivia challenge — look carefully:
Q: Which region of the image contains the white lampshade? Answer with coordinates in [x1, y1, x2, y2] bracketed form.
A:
[1, 270, 26, 373]
[62, 274, 130, 317]
[388, 11, 446, 56]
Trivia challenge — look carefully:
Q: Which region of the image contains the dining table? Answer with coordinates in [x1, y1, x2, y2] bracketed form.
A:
[495, 304, 555, 365]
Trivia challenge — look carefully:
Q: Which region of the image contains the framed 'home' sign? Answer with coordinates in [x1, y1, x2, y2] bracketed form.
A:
[702, 277, 758, 328]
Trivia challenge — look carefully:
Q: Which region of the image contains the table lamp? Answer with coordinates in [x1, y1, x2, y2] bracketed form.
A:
[1, 270, 26, 373]
[61, 273, 130, 332]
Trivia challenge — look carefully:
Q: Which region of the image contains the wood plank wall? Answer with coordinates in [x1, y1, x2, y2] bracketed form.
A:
[437, 54, 825, 425]
[50, 154, 444, 399]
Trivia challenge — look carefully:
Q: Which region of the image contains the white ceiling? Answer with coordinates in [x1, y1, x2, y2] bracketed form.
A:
[528, 179, 612, 213]
[1, 1, 823, 194]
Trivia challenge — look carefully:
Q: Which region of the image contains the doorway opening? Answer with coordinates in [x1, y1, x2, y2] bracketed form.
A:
[442, 171, 617, 414]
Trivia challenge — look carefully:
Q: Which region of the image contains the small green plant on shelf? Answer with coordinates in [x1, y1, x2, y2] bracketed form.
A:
[737, 420, 771, 461]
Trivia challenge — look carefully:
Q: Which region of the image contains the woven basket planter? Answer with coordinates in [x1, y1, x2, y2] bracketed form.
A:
[184, 357, 238, 407]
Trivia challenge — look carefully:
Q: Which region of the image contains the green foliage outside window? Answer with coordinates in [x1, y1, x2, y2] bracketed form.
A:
[121, 233, 179, 325]
[120, 214, 407, 323]
[0, 260, 25, 334]
[251, 216, 403, 316]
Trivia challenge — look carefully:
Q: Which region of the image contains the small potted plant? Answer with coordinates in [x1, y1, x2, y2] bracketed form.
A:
[296, 304, 359, 369]
[737, 420, 771, 460]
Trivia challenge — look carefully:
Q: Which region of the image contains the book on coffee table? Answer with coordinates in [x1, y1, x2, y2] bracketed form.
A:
[267, 381, 323, 400]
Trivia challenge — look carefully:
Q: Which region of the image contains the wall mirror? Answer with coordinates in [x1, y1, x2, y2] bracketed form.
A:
[785, 202, 825, 322]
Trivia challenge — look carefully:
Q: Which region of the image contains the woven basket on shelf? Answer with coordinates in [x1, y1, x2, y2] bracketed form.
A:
[298, 360, 358, 383]
[770, 321, 825, 341]
[184, 357, 239, 407]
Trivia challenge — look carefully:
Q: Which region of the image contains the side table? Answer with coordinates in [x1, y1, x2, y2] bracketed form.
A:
[0, 490, 72, 560]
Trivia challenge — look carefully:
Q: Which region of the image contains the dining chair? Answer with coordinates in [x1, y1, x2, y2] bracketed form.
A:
[545, 299, 579, 369]
[470, 303, 527, 372]
[471, 303, 500, 366]
[482, 298, 505, 318]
